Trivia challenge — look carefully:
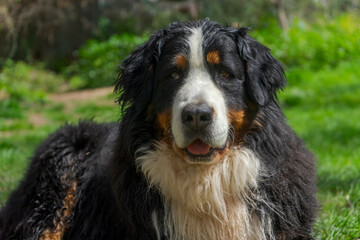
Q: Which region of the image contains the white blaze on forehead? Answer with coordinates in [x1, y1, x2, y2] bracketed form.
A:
[188, 28, 204, 68]
[171, 27, 229, 149]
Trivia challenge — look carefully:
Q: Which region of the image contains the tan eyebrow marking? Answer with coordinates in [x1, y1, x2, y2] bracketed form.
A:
[175, 54, 187, 70]
[206, 50, 220, 65]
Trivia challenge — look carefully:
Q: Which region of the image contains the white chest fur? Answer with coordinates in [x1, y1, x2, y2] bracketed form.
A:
[136, 142, 272, 240]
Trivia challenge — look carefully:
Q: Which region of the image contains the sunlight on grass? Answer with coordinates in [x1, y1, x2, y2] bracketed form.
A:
[279, 60, 360, 239]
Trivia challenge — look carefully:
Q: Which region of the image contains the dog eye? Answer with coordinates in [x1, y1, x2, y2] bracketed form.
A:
[170, 72, 180, 80]
[219, 71, 230, 80]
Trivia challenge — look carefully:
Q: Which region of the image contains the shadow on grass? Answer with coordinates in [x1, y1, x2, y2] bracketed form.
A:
[317, 169, 360, 194]
[301, 115, 360, 149]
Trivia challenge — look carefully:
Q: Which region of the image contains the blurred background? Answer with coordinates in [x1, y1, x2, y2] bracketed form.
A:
[0, 0, 359, 239]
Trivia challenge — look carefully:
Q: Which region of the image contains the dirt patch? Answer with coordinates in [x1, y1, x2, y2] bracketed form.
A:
[27, 87, 114, 127]
[29, 113, 49, 127]
[0, 87, 116, 137]
[49, 87, 114, 111]
[50, 87, 113, 102]
[0, 91, 9, 101]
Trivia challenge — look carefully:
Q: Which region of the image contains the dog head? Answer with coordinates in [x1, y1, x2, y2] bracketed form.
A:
[116, 20, 286, 164]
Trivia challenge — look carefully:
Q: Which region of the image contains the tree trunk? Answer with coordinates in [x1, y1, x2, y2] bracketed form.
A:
[270, 0, 289, 31]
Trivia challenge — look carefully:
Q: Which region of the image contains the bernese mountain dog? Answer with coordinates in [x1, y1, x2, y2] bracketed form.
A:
[0, 20, 318, 240]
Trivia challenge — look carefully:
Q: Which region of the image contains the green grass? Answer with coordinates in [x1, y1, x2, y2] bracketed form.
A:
[278, 60, 360, 239]
[0, 60, 359, 239]
[0, 92, 118, 205]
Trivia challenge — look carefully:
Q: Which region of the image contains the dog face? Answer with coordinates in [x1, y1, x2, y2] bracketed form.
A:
[116, 20, 286, 165]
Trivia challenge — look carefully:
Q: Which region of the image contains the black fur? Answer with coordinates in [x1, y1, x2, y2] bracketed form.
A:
[0, 20, 317, 239]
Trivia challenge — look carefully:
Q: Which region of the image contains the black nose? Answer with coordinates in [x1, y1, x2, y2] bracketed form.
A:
[181, 103, 213, 130]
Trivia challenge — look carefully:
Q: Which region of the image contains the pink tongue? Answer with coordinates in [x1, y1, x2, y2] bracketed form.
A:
[187, 139, 210, 155]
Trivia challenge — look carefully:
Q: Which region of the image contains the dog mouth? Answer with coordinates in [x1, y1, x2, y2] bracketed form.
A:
[178, 139, 227, 164]
[186, 139, 213, 156]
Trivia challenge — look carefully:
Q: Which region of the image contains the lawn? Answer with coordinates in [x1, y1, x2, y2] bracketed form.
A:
[281, 60, 360, 239]
[0, 60, 359, 239]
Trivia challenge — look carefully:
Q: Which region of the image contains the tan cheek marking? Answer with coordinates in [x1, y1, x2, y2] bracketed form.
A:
[157, 110, 173, 145]
[157, 111, 172, 131]
[206, 50, 220, 65]
[175, 54, 187, 70]
[40, 182, 77, 240]
[228, 110, 245, 131]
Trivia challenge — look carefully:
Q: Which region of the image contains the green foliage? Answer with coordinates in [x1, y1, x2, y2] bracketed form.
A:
[0, 60, 68, 118]
[0, 99, 24, 119]
[200, 0, 275, 27]
[64, 12, 360, 90]
[252, 13, 360, 70]
[65, 34, 148, 89]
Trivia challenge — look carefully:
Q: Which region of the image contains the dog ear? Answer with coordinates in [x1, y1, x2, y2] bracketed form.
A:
[235, 28, 286, 106]
[115, 30, 167, 113]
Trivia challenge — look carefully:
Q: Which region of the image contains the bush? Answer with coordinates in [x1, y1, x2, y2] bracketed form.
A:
[67, 13, 360, 90]
[252, 13, 360, 70]
[0, 60, 68, 118]
[65, 33, 148, 89]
